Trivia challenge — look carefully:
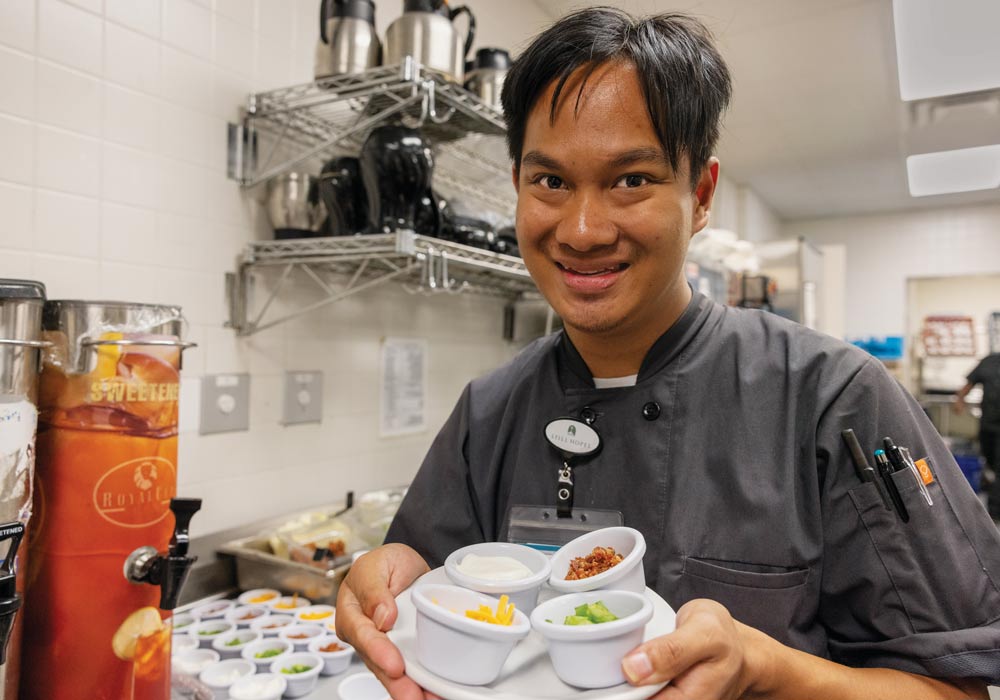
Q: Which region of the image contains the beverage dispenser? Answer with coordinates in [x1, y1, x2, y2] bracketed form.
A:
[21, 301, 199, 700]
[0, 280, 46, 700]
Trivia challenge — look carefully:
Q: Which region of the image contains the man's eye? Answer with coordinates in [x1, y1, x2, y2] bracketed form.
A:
[539, 175, 564, 190]
[620, 174, 648, 188]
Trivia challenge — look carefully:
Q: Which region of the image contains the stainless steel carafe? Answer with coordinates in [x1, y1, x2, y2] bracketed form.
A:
[0, 279, 46, 700]
[384, 0, 476, 82]
[315, 0, 381, 79]
[464, 47, 511, 112]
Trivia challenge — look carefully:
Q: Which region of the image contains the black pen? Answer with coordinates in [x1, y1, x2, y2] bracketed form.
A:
[882, 437, 908, 472]
[874, 449, 909, 523]
[841, 429, 892, 510]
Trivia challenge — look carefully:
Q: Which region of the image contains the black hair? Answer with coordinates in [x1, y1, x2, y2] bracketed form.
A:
[500, 7, 732, 189]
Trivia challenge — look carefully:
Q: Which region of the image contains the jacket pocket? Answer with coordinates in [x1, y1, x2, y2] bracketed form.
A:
[671, 556, 810, 645]
[849, 476, 1000, 632]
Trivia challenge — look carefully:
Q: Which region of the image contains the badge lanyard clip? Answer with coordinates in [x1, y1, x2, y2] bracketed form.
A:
[545, 418, 601, 519]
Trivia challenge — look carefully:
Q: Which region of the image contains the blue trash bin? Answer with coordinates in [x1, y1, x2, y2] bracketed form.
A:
[953, 454, 983, 492]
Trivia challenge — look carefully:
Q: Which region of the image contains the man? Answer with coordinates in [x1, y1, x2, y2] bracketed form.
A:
[337, 9, 1000, 699]
[955, 351, 1000, 519]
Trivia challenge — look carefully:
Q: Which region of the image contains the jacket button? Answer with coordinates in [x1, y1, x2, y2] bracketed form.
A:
[642, 402, 660, 421]
[580, 406, 597, 424]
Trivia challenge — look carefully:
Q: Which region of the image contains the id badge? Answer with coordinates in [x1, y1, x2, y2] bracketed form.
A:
[504, 505, 624, 552]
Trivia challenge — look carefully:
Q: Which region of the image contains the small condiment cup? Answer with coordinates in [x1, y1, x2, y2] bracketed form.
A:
[306, 634, 354, 676]
[241, 638, 293, 671]
[411, 583, 530, 685]
[294, 604, 335, 624]
[548, 527, 646, 594]
[190, 599, 236, 620]
[171, 635, 199, 656]
[225, 604, 270, 628]
[198, 658, 255, 700]
[229, 672, 288, 700]
[172, 612, 196, 634]
[267, 594, 310, 612]
[190, 620, 236, 648]
[337, 671, 389, 700]
[269, 652, 323, 698]
[444, 542, 552, 613]
[212, 629, 263, 659]
[530, 590, 653, 689]
[250, 614, 294, 637]
[278, 623, 324, 650]
[173, 648, 221, 677]
[238, 588, 281, 606]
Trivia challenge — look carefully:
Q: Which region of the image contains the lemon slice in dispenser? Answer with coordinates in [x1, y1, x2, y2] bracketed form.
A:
[111, 607, 164, 662]
[94, 331, 124, 380]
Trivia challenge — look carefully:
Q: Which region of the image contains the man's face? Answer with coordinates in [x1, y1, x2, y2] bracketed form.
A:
[514, 61, 717, 339]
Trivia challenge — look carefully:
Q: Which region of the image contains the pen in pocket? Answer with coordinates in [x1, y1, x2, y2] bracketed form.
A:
[874, 449, 910, 523]
[841, 429, 892, 510]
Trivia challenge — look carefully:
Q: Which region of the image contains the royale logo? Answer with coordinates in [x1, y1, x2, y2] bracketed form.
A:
[93, 456, 176, 528]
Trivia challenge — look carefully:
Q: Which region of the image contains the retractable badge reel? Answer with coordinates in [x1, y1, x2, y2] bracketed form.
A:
[544, 418, 602, 518]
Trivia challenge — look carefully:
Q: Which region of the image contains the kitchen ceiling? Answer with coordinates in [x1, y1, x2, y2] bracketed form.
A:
[530, 0, 1000, 221]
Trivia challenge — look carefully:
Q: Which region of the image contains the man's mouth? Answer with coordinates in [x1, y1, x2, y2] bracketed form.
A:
[555, 262, 630, 292]
[556, 262, 630, 275]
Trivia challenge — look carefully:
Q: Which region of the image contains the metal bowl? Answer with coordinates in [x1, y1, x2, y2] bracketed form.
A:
[265, 173, 327, 240]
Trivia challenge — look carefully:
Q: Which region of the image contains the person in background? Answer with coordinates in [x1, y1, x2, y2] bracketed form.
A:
[955, 350, 1000, 520]
[337, 8, 1000, 700]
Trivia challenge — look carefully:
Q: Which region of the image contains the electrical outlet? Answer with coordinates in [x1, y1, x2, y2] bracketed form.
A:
[199, 373, 250, 435]
[282, 371, 323, 425]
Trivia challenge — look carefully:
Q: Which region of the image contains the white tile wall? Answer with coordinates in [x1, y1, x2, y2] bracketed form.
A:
[0, 0, 543, 538]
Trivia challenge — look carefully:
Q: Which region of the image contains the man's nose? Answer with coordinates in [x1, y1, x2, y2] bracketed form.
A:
[554, 190, 617, 251]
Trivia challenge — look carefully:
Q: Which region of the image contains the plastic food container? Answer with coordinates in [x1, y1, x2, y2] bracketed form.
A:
[547, 527, 646, 594]
[171, 635, 199, 655]
[294, 604, 336, 624]
[226, 604, 270, 628]
[173, 612, 196, 634]
[267, 595, 311, 612]
[212, 630, 263, 659]
[337, 671, 390, 700]
[530, 590, 653, 688]
[278, 623, 324, 650]
[237, 588, 281, 606]
[250, 614, 295, 637]
[191, 599, 236, 620]
[190, 620, 237, 648]
[411, 583, 530, 685]
[306, 634, 355, 676]
[229, 672, 288, 700]
[241, 638, 293, 671]
[173, 648, 221, 677]
[198, 658, 256, 700]
[444, 542, 551, 613]
[269, 652, 323, 698]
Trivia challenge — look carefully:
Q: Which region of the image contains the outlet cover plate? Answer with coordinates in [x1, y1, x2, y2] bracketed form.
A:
[283, 370, 323, 425]
[200, 373, 250, 435]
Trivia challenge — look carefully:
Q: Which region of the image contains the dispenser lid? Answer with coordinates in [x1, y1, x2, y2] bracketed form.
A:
[0, 279, 46, 302]
[334, 0, 376, 23]
[472, 47, 512, 71]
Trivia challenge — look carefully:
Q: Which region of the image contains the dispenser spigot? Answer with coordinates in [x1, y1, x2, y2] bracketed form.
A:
[124, 498, 202, 610]
[0, 521, 24, 665]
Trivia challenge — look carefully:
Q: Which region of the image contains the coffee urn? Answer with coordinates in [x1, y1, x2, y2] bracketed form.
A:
[21, 301, 199, 700]
[0, 280, 46, 700]
[315, 0, 381, 79]
[384, 0, 476, 82]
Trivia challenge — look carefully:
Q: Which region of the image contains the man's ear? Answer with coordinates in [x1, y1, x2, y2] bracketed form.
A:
[511, 164, 520, 193]
[692, 157, 719, 234]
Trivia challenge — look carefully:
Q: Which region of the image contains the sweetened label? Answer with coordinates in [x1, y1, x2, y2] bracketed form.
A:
[92, 456, 176, 528]
[88, 381, 179, 403]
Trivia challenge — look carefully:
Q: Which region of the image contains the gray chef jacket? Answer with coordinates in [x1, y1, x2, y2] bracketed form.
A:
[386, 291, 1000, 682]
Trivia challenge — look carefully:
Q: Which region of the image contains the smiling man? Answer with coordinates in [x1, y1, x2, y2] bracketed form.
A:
[336, 8, 1000, 700]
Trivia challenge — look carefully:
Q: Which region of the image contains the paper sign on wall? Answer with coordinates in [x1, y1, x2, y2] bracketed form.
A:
[380, 338, 427, 437]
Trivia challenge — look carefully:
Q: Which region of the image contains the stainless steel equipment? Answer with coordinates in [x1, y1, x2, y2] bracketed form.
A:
[315, 0, 381, 80]
[265, 172, 328, 240]
[0, 279, 45, 700]
[464, 47, 510, 112]
[384, 0, 476, 82]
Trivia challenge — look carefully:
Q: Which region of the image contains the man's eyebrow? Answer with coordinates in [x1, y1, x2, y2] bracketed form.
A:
[608, 147, 670, 169]
[520, 151, 562, 170]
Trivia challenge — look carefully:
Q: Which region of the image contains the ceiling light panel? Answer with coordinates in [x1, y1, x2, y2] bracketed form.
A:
[893, 0, 1000, 101]
[906, 145, 1000, 197]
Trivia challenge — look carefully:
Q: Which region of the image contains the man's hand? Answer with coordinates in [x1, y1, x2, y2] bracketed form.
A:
[621, 599, 770, 700]
[335, 543, 433, 700]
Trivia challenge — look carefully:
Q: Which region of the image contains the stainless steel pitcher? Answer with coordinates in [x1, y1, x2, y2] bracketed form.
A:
[384, 0, 476, 82]
[315, 0, 381, 79]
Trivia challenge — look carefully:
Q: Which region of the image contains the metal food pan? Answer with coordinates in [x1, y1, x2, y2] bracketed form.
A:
[218, 535, 351, 605]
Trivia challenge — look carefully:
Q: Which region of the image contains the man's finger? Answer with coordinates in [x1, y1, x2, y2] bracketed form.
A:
[349, 554, 401, 632]
[622, 615, 722, 685]
[336, 585, 406, 678]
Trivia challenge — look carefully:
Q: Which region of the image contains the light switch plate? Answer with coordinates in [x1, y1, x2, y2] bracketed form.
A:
[199, 373, 250, 435]
[283, 370, 323, 425]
